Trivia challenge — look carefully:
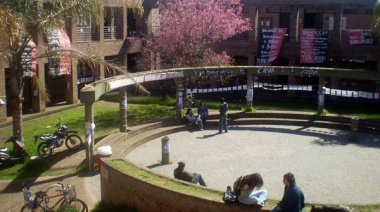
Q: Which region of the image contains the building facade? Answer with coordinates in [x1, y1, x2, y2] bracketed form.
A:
[1, 0, 379, 122]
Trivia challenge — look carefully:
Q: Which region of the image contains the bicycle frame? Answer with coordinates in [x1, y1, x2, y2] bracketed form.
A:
[22, 183, 74, 211]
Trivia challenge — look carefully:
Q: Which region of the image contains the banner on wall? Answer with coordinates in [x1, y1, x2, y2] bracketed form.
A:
[256, 28, 286, 64]
[47, 29, 72, 77]
[347, 29, 374, 45]
[300, 29, 329, 64]
[22, 39, 37, 77]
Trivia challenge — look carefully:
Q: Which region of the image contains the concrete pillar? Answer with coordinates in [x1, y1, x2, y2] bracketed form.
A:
[66, 59, 78, 104]
[85, 102, 95, 171]
[161, 136, 170, 165]
[119, 87, 127, 132]
[330, 77, 339, 100]
[175, 78, 184, 118]
[349, 117, 359, 142]
[288, 75, 296, 97]
[246, 73, 254, 110]
[318, 77, 325, 114]
[331, 8, 343, 44]
[31, 61, 46, 113]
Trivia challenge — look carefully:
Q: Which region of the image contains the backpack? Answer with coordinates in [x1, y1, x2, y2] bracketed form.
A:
[299, 188, 305, 209]
[220, 102, 228, 114]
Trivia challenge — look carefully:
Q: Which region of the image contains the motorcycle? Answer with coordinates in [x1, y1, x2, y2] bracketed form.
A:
[0, 134, 29, 166]
[34, 119, 83, 158]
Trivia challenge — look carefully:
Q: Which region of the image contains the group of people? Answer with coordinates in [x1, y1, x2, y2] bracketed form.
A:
[185, 97, 229, 133]
[174, 162, 303, 211]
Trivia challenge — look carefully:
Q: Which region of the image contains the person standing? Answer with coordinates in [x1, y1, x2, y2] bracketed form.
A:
[219, 97, 228, 133]
[197, 101, 209, 123]
[271, 172, 301, 212]
[173, 161, 207, 186]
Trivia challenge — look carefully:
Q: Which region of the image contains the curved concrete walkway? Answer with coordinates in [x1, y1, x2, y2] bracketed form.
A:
[126, 124, 380, 205]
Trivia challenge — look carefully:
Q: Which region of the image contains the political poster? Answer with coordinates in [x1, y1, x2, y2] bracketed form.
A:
[347, 29, 374, 45]
[47, 29, 72, 77]
[256, 28, 286, 64]
[300, 29, 329, 64]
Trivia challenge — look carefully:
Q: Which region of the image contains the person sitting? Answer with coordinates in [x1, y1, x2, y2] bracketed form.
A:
[233, 173, 267, 206]
[197, 101, 209, 123]
[271, 172, 301, 212]
[173, 161, 207, 186]
[185, 108, 203, 130]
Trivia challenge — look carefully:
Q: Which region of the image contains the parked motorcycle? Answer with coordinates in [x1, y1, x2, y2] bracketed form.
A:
[35, 119, 83, 158]
[0, 134, 29, 166]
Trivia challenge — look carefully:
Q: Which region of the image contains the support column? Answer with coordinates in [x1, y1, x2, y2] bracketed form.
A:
[119, 86, 127, 132]
[246, 72, 254, 110]
[175, 78, 184, 118]
[85, 102, 95, 171]
[331, 8, 343, 44]
[66, 59, 78, 104]
[288, 75, 296, 97]
[318, 77, 325, 114]
[330, 77, 339, 100]
[32, 60, 46, 113]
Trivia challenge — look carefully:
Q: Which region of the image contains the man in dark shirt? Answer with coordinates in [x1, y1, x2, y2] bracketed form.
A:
[173, 161, 207, 186]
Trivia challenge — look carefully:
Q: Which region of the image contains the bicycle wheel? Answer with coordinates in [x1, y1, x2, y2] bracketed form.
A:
[20, 205, 45, 212]
[57, 198, 88, 212]
[183, 97, 193, 109]
[65, 135, 82, 150]
[37, 143, 52, 158]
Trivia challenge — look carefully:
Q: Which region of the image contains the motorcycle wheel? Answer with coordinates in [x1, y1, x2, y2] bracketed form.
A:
[37, 143, 52, 158]
[65, 135, 83, 150]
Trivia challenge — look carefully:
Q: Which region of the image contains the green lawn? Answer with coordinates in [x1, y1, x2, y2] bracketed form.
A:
[1, 92, 379, 179]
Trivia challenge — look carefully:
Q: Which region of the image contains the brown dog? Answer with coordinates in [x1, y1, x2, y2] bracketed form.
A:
[310, 205, 352, 212]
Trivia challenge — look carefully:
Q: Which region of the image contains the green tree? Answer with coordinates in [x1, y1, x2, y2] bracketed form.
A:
[0, 0, 143, 139]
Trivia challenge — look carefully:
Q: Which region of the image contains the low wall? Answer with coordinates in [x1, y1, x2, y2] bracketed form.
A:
[101, 160, 267, 212]
[99, 111, 380, 211]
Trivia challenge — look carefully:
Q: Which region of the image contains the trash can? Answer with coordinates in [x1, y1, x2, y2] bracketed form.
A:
[96, 145, 112, 171]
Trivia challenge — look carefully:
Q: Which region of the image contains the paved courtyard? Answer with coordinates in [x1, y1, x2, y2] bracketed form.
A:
[127, 124, 380, 205]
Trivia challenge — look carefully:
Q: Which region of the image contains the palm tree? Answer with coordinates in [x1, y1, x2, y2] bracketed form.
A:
[0, 0, 143, 140]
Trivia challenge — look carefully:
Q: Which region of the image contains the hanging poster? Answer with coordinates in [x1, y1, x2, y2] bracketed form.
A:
[21, 39, 37, 77]
[300, 29, 329, 64]
[256, 28, 286, 64]
[347, 29, 374, 45]
[47, 29, 72, 77]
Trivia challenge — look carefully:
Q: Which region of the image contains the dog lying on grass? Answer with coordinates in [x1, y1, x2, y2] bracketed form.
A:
[310, 205, 352, 212]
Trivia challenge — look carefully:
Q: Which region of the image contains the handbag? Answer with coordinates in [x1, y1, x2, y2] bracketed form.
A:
[223, 186, 237, 203]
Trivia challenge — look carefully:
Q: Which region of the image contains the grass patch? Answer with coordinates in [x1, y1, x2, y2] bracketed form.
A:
[110, 159, 222, 200]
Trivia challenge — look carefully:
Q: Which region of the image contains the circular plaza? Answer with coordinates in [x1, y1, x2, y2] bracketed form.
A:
[126, 124, 380, 205]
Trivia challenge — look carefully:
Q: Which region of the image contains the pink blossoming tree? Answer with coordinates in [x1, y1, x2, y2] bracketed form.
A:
[137, 0, 251, 70]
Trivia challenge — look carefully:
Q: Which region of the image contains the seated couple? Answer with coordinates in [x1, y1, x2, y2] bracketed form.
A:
[224, 173, 267, 207]
[185, 108, 203, 130]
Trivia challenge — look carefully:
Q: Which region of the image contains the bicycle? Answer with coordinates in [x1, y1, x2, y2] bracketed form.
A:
[183, 92, 198, 109]
[21, 182, 88, 212]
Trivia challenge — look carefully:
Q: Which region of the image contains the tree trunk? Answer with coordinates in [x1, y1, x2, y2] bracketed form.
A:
[10, 66, 24, 140]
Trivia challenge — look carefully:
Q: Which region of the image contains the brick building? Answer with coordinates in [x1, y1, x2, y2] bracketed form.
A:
[1, 0, 379, 122]
[222, 0, 380, 98]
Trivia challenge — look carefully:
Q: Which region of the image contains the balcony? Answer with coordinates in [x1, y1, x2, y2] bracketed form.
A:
[104, 26, 117, 40]
[76, 27, 92, 42]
